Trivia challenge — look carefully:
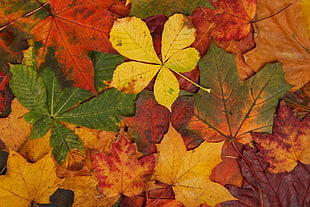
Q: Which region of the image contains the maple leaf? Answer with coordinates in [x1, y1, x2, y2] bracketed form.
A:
[223, 146, 310, 207]
[92, 131, 156, 199]
[130, 0, 212, 18]
[243, 0, 310, 90]
[0, 71, 13, 115]
[188, 42, 291, 144]
[0, 150, 63, 206]
[110, 13, 203, 110]
[252, 102, 310, 173]
[0, 99, 30, 151]
[61, 173, 120, 207]
[153, 124, 236, 207]
[30, 0, 129, 93]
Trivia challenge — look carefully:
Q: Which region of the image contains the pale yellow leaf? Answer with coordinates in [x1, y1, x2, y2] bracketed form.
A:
[164, 47, 200, 73]
[111, 62, 161, 93]
[154, 67, 179, 111]
[161, 14, 196, 62]
[110, 17, 161, 64]
[154, 124, 237, 207]
[0, 150, 62, 207]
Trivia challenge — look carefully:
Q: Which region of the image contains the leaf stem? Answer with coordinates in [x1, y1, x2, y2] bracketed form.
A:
[173, 71, 211, 93]
[251, 3, 292, 23]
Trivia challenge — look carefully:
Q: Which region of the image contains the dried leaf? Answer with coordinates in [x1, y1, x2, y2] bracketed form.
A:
[252, 102, 310, 173]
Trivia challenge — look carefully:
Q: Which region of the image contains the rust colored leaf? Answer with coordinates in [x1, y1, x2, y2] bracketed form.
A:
[0, 71, 13, 114]
[244, 0, 310, 90]
[92, 131, 156, 199]
[125, 90, 170, 156]
[223, 146, 310, 207]
[284, 81, 310, 118]
[31, 0, 129, 93]
[252, 102, 310, 173]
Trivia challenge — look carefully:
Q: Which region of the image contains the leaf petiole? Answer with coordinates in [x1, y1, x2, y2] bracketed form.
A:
[173, 70, 211, 93]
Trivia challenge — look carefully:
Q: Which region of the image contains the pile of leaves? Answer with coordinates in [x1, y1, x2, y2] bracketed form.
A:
[0, 0, 309, 206]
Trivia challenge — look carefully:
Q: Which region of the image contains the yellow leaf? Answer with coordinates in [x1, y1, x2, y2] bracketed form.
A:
[154, 124, 237, 207]
[19, 129, 51, 162]
[110, 16, 161, 64]
[110, 14, 201, 110]
[154, 67, 179, 110]
[0, 99, 30, 151]
[164, 48, 200, 73]
[61, 174, 119, 207]
[161, 14, 196, 62]
[111, 62, 161, 93]
[125, 0, 131, 6]
[0, 150, 62, 207]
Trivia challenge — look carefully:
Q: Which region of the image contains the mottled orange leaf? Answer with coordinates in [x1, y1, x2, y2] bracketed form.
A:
[0, 150, 62, 206]
[92, 131, 156, 199]
[31, 0, 129, 93]
[252, 102, 310, 173]
[243, 0, 310, 90]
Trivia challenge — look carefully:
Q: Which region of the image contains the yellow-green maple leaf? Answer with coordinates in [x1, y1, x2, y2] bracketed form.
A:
[0, 150, 62, 207]
[152, 124, 237, 207]
[110, 14, 201, 110]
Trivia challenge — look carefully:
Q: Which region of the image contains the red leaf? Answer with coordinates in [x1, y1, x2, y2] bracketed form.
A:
[125, 90, 170, 156]
[223, 146, 310, 207]
[31, 0, 129, 93]
[92, 131, 156, 198]
[0, 71, 13, 114]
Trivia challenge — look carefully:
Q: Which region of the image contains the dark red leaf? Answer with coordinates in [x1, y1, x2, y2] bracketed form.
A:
[0, 71, 13, 115]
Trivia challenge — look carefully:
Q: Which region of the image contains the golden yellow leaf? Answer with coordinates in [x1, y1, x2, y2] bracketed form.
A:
[161, 13, 196, 62]
[110, 16, 161, 64]
[153, 124, 236, 207]
[0, 99, 30, 150]
[111, 62, 161, 93]
[110, 14, 201, 109]
[125, 0, 131, 6]
[19, 130, 51, 162]
[61, 174, 119, 207]
[154, 67, 179, 111]
[0, 150, 62, 207]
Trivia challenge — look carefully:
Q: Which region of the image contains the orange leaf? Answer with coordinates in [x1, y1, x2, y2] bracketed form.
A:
[92, 131, 156, 198]
[252, 102, 310, 173]
[244, 0, 310, 90]
[31, 0, 128, 93]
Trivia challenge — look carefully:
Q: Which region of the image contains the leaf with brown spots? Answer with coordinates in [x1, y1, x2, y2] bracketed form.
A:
[31, 0, 129, 93]
[91, 131, 156, 200]
[252, 102, 310, 173]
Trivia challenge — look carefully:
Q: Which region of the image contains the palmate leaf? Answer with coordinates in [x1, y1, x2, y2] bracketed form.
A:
[191, 42, 291, 143]
[57, 88, 137, 132]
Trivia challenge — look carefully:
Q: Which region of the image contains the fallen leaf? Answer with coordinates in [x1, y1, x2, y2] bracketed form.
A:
[92, 131, 156, 198]
[223, 146, 310, 207]
[243, 0, 310, 90]
[61, 173, 119, 207]
[31, 0, 129, 93]
[153, 124, 236, 207]
[19, 129, 51, 162]
[252, 102, 310, 173]
[130, 0, 213, 18]
[125, 90, 170, 155]
[284, 81, 310, 118]
[110, 14, 201, 110]
[0, 71, 13, 115]
[0, 150, 63, 206]
[0, 98, 30, 150]
[192, 42, 291, 144]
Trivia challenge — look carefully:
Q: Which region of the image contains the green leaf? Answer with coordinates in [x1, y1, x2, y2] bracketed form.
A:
[130, 0, 213, 18]
[51, 121, 85, 164]
[91, 52, 125, 93]
[10, 64, 49, 115]
[29, 116, 52, 139]
[193, 42, 291, 143]
[57, 89, 137, 132]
